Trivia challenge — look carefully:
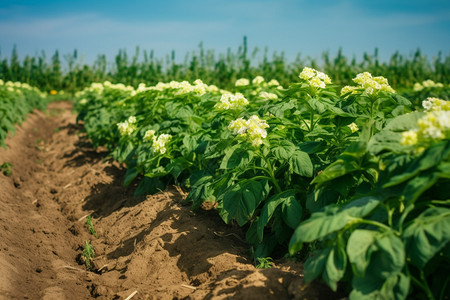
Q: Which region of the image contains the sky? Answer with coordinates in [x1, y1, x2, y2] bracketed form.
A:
[0, 0, 449, 65]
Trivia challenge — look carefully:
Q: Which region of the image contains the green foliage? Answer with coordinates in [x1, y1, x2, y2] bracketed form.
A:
[85, 216, 98, 238]
[82, 240, 95, 270]
[255, 257, 273, 269]
[74, 65, 449, 299]
[0, 162, 13, 176]
[1, 43, 449, 94]
[0, 81, 48, 148]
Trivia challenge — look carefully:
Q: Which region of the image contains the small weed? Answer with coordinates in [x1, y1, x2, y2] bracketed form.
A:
[255, 257, 273, 269]
[53, 127, 61, 133]
[0, 162, 13, 176]
[82, 240, 95, 270]
[35, 159, 42, 164]
[86, 216, 98, 238]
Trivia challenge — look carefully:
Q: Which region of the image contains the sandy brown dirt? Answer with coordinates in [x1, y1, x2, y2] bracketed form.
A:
[0, 101, 340, 300]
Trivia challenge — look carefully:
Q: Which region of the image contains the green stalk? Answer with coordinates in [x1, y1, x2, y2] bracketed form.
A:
[420, 270, 436, 300]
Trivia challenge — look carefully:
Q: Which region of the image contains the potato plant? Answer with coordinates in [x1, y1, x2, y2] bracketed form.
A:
[75, 70, 449, 299]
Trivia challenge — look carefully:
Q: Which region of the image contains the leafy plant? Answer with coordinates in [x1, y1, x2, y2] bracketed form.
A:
[73, 67, 449, 299]
[0, 162, 12, 176]
[82, 240, 95, 270]
[255, 257, 273, 269]
[85, 216, 97, 238]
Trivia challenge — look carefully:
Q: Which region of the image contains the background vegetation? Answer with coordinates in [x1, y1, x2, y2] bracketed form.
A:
[1, 38, 449, 94]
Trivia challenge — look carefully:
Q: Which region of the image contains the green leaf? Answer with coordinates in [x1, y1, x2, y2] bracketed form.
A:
[124, 167, 140, 187]
[271, 139, 296, 161]
[304, 247, 332, 283]
[186, 174, 214, 210]
[267, 100, 296, 118]
[383, 141, 449, 188]
[289, 196, 381, 254]
[222, 180, 268, 226]
[134, 177, 165, 196]
[403, 207, 450, 268]
[350, 273, 410, 300]
[323, 245, 347, 291]
[308, 98, 326, 113]
[257, 191, 295, 242]
[281, 196, 303, 229]
[312, 141, 366, 185]
[289, 150, 313, 177]
[349, 231, 406, 300]
[347, 229, 378, 276]
[367, 112, 422, 154]
[165, 157, 191, 180]
[182, 134, 198, 153]
[298, 141, 327, 154]
[220, 146, 254, 170]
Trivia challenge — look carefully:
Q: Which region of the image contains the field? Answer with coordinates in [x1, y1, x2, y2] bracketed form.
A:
[0, 49, 449, 299]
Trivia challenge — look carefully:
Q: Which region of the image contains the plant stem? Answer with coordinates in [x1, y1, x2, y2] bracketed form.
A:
[356, 218, 394, 232]
[420, 270, 436, 300]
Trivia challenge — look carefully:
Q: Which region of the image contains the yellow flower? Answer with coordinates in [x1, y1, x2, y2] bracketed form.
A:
[143, 130, 155, 142]
[152, 134, 172, 154]
[252, 76, 265, 85]
[348, 122, 359, 133]
[235, 78, 250, 86]
[228, 115, 269, 146]
[214, 93, 249, 110]
[50, 90, 58, 95]
[401, 130, 418, 145]
[299, 67, 331, 89]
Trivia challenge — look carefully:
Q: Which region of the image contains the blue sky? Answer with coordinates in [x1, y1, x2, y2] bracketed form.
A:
[0, 0, 449, 64]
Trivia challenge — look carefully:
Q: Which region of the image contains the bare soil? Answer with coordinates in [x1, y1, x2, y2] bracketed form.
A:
[0, 102, 340, 300]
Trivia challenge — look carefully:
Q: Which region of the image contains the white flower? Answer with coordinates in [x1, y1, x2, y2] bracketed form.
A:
[401, 130, 418, 145]
[259, 91, 278, 100]
[128, 116, 137, 124]
[143, 130, 155, 142]
[299, 67, 331, 89]
[348, 123, 359, 133]
[228, 115, 269, 146]
[214, 93, 249, 110]
[422, 97, 450, 111]
[268, 79, 280, 86]
[252, 76, 265, 85]
[117, 120, 136, 136]
[152, 134, 172, 154]
[235, 78, 250, 86]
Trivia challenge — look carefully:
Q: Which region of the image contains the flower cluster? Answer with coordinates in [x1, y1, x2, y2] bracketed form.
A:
[214, 93, 249, 110]
[401, 111, 450, 146]
[143, 130, 172, 154]
[117, 116, 137, 136]
[299, 67, 332, 89]
[235, 78, 250, 87]
[413, 80, 444, 91]
[228, 115, 269, 146]
[422, 97, 450, 112]
[341, 72, 395, 97]
[1, 80, 45, 97]
[144, 79, 218, 96]
[347, 122, 359, 133]
[252, 76, 265, 86]
[268, 79, 280, 87]
[152, 134, 172, 154]
[259, 91, 278, 100]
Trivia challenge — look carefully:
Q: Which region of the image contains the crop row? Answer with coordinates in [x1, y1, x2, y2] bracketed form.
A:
[74, 71, 449, 299]
[0, 80, 47, 148]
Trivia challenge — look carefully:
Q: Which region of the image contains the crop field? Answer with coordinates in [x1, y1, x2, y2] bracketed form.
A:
[0, 49, 449, 299]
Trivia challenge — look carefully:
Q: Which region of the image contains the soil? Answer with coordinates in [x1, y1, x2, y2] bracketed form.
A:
[0, 101, 341, 300]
